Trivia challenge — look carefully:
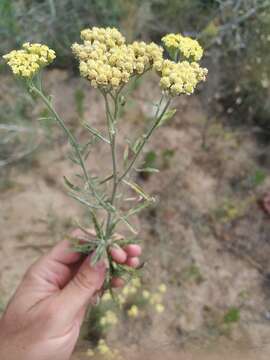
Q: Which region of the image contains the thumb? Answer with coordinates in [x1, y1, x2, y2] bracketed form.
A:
[56, 256, 106, 321]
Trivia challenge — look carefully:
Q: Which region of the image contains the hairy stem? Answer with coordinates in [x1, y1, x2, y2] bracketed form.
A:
[102, 91, 120, 239]
[31, 85, 107, 213]
[119, 98, 171, 183]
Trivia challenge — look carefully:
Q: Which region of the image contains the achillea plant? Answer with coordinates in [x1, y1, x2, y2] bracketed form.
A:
[3, 27, 207, 289]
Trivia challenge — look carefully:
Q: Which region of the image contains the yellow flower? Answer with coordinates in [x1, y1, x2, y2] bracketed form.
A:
[127, 305, 139, 318]
[131, 278, 141, 288]
[155, 303, 165, 314]
[105, 310, 118, 325]
[3, 43, 56, 78]
[72, 27, 164, 89]
[158, 284, 167, 293]
[158, 60, 208, 96]
[97, 339, 110, 355]
[142, 290, 150, 300]
[162, 33, 203, 61]
[102, 292, 113, 302]
[100, 317, 107, 326]
[162, 33, 181, 49]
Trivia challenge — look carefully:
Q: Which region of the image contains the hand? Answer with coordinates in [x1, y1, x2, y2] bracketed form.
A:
[0, 237, 142, 360]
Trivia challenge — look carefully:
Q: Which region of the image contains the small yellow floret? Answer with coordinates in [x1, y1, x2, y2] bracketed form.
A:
[155, 303, 165, 314]
[127, 305, 139, 318]
[142, 290, 150, 300]
[158, 284, 167, 293]
[97, 339, 110, 355]
[102, 292, 113, 302]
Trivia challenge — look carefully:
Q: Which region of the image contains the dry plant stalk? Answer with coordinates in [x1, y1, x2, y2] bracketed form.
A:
[3, 28, 207, 288]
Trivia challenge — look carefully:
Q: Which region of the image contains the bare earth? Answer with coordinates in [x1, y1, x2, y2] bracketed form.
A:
[1, 70, 270, 359]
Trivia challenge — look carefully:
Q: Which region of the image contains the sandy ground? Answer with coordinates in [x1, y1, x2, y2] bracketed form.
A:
[1, 70, 270, 358]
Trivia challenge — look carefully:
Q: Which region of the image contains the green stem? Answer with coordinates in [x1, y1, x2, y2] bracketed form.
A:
[31, 85, 107, 212]
[119, 98, 171, 183]
[102, 91, 120, 239]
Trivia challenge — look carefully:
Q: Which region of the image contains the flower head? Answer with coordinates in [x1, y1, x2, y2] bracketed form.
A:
[127, 305, 139, 318]
[3, 43, 56, 78]
[72, 27, 164, 89]
[158, 283, 167, 293]
[72, 28, 134, 89]
[158, 60, 208, 96]
[155, 303, 165, 314]
[162, 33, 203, 61]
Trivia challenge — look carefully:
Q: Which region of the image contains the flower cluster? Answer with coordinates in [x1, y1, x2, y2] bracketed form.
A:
[3, 43, 55, 78]
[159, 60, 208, 96]
[100, 310, 118, 327]
[131, 41, 164, 74]
[72, 27, 164, 89]
[87, 339, 123, 360]
[162, 33, 203, 61]
[72, 27, 207, 96]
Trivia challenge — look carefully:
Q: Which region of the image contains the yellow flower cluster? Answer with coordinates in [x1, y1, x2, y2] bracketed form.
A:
[127, 305, 139, 318]
[72, 27, 163, 89]
[100, 310, 118, 327]
[3, 42, 55, 78]
[89, 339, 123, 360]
[162, 33, 203, 61]
[159, 60, 208, 96]
[131, 41, 164, 74]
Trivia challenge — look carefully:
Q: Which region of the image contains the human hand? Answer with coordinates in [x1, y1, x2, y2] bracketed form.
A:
[0, 236, 142, 360]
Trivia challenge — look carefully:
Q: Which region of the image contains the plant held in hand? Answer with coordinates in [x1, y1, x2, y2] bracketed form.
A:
[3, 27, 207, 289]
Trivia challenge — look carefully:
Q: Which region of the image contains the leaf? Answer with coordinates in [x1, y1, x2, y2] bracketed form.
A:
[91, 212, 104, 240]
[132, 137, 143, 154]
[63, 176, 81, 192]
[135, 167, 159, 173]
[157, 108, 177, 128]
[125, 200, 153, 218]
[249, 169, 266, 187]
[69, 193, 101, 209]
[143, 150, 157, 168]
[100, 173, 114, 185]
[123, 179, 152, 201]
[68, 153, 80, 165]
[224, 308, 240, 324]
[84, 123, 110, 144]
[118, 215, 138, 235]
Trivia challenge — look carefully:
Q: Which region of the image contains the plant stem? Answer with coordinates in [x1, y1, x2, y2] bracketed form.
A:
[102, 91, 120, 239]
[119, 98, 171, 183]
[31, 85, 107, 212]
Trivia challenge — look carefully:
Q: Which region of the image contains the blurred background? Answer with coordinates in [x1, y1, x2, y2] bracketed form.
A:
[1, 1, 270, 359]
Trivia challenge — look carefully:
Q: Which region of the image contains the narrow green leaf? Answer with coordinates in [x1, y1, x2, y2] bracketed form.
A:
[126, 200, 153, 218]
[63, 176, 81, 192]
[69, 193, 101, 209]
[118, 215, 138, 234]
[84, 123, 110, 144]
[132, 137, 143, 154]
[123, 179, 152, 201]
[157, 108, 177, 128]
[135, 167, 159, 173]
[91, 212, 104, 240]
